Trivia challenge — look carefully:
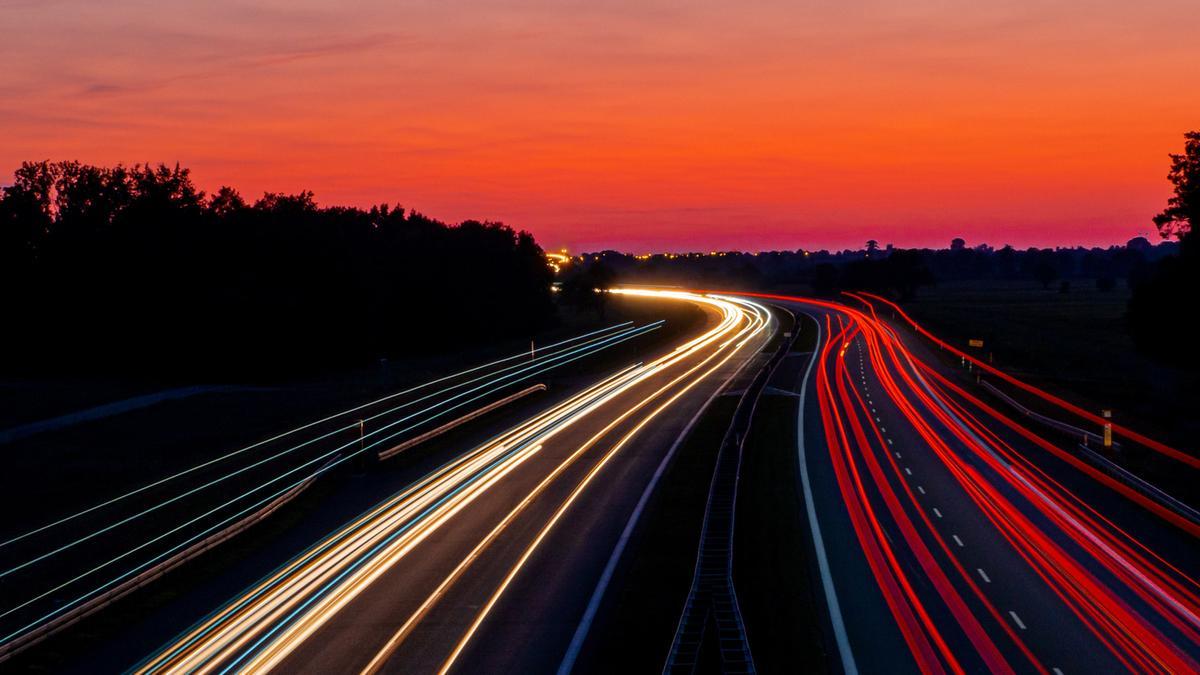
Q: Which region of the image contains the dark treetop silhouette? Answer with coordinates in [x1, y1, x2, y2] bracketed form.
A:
[1129, 131, 1200, 368]
[0, 161, 555, 378]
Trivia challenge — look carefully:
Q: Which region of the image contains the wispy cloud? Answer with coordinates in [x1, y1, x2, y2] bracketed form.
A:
[76, 31, 406, 97]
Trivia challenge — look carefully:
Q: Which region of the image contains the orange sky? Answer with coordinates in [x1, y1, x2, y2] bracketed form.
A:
[2, 1, 1198, 251]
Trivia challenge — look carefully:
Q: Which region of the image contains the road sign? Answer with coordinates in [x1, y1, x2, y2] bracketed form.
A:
[968, 338, 984, 348]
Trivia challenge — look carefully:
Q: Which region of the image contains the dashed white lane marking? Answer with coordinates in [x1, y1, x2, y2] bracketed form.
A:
[1009, 611, 1027, 630]
[977, 568, 991, 583]
[917, 485, 926, 495]
[1052, 668, 1064, 675]
[904, 467, 912, 476]
[886, 438, 894, 445]
[894, 451, 901, 458]
[875, 417, 881, 423]
[952, 535, 964, 548]
[933, 507, 943, 519]
[880, 426, 886, 433]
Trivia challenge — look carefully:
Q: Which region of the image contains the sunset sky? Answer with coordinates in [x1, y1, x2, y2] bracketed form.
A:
[3, 0, 1198, 252]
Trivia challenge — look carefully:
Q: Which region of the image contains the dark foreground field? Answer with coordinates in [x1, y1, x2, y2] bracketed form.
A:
[900, 280, 1199, 456]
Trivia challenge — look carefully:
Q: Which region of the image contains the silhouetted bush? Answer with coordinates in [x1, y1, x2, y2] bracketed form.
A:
[560, 260, 617, 319]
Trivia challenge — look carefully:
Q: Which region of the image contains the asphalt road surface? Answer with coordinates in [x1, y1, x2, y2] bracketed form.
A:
[132, 289, 775, 674]
[750, 291, 1200, 675]
[10, 286, 1195, 674]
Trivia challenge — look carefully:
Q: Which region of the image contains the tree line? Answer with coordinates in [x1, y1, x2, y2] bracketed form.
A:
[0, 161, 555, 378]
[572, 131, 1200, 369]
[582, 238, 1177, 299]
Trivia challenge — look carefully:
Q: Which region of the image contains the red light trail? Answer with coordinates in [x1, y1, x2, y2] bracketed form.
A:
[734, 291, 1199, 674]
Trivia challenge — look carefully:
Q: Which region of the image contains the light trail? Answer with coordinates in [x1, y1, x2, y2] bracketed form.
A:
[0, 321, 636, 552]
[134, 289, 771, 674]
[0, 320, 661, 657]
[358, 295, 767, 675]
[737, 291, 1200, 674]
[138, 369, 646, 674]
[434, 293, 770, 674]
[859, 291, 1200, 470]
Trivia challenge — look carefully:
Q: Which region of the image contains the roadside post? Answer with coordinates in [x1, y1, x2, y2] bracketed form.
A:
[353, 418, 373, 472]
[1102, 409, 1113, 448]
[967, 339, 984, 375]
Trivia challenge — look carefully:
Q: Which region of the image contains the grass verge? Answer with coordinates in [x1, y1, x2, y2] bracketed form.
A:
[734, 322, 829, 673]
[573, 396, 739, 673]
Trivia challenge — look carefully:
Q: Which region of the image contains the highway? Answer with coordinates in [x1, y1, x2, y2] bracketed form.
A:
[9, 285, 1195, 674]
[0, 315, 676, 666]
[744, 291, 1200, 675]
[130, 289, 774, 674]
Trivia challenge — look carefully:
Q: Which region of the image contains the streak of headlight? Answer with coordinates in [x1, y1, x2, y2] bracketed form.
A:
[433, 294, 770, 674]
[0, 322, 660, 646]
[138, 290, 766, 674]
[0, 321, 637, 552]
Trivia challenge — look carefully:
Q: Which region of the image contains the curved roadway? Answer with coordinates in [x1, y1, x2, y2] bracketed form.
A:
[749, 291, 1199, 675]
[134, 289, 776, 675]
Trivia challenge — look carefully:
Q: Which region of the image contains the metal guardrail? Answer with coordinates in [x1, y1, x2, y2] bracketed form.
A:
[0, 457, 331, 664]
[377, 384, 546, 461]
[979, 380, 1200, 530]
[665, 311, 798, 674]
[0, 383, 547, 664]
[980, 381, 1120, 450]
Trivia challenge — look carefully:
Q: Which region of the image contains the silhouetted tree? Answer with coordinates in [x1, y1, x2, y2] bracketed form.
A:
[0, 162, 55, 281]
[1129, 131, 1200, 368]
[994, 245, 1018, 279]
[1127, 236, 1153, 252]
[1032, 258, 1059, 289]
[209, 186, 247, 217]
[1153, 131, 1200, 241]
[561, 260, 617, 319]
